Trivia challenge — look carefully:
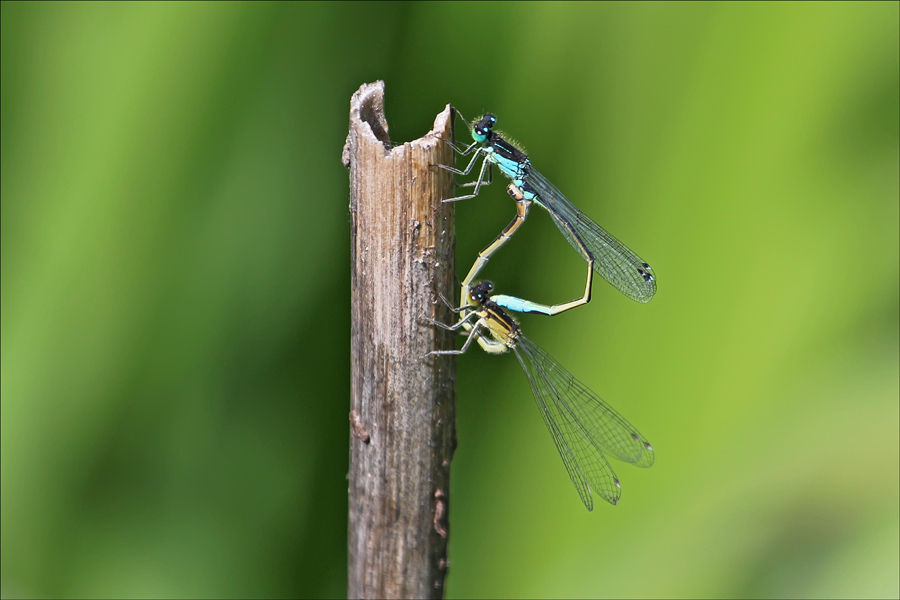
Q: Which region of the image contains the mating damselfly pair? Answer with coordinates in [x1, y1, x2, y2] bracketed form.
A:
[427, 111, 656, 510]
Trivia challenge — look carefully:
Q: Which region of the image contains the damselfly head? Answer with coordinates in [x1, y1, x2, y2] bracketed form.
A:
[471, 114, 497, 142]
[469, 280, 494, 304]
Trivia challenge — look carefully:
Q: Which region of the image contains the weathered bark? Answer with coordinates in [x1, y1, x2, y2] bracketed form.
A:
[345, 81, 457, 599]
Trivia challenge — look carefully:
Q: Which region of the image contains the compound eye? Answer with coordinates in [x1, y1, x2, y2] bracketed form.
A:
[475, 114, 496, 136]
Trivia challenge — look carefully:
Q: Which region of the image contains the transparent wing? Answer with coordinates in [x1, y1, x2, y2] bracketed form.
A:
[513, 335, 654, 510]
[527, 167, 657, 303]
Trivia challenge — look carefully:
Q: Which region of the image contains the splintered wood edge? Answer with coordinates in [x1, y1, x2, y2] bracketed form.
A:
[343, 80, 453, 167]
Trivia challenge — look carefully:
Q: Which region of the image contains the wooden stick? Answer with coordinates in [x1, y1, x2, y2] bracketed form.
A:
[344, 81, 457, 599]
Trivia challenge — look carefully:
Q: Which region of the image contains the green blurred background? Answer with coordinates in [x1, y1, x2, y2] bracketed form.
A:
[2, 2, 898, 598]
